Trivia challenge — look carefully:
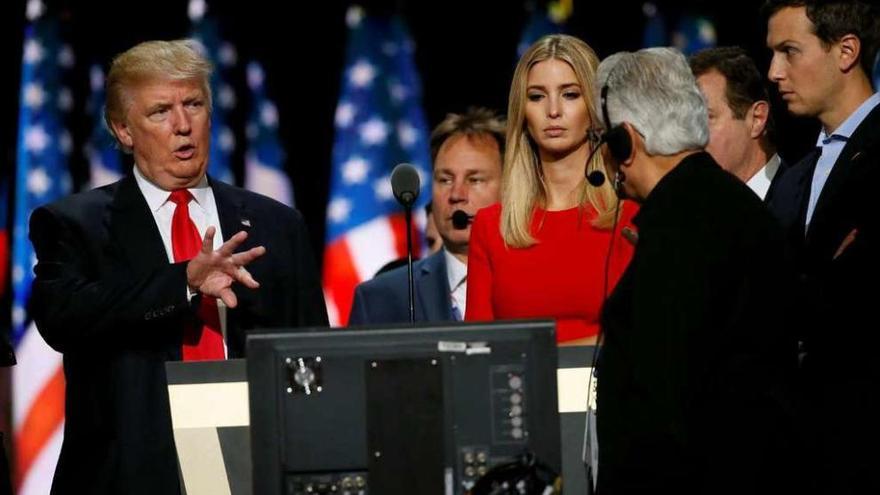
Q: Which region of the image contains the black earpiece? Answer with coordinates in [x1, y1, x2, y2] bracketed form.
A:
[600, 85, 632, 164]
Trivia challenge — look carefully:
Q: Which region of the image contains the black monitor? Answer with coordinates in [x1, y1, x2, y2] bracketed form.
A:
[247, 320, 562, 495]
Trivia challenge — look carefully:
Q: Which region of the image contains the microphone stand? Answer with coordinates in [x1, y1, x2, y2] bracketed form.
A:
[404, 204, 415, 324]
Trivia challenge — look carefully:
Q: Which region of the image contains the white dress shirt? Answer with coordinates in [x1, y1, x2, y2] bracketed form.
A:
[746, 153, 781, 201]
[133, 166, 228, 354]
[444, 249, 467, 320]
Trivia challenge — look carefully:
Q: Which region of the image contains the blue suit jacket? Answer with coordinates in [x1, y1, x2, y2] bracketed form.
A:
[349, 250, 456, 325]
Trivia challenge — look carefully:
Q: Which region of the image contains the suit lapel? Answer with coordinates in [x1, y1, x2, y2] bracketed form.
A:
[416, 251, 455, 321]
[807, 104, 880, 244]
[107, 174, 169, 276]
[210, 180, 260, 356]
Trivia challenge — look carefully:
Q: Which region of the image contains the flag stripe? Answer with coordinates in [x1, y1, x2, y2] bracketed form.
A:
[347, 216, 399, 281]
[14, 366, 65, 490]
[323, 239, 361, 326]
[12, 323, 63, 425]
[17, 423, 64, 495]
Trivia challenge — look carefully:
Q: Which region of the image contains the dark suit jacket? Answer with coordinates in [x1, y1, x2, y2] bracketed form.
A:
[28, 174, 328, 495]
[348, 250, 455, 325]
[768, 103, 880, 494]
[763, 156, 788, 204]
[598, 152, 798, 494]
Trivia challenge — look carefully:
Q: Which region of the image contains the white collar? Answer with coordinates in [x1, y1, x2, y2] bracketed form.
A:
[443, 248, 467, 290]
[746, 154, 781, 201]
[133, 165, 211, 212]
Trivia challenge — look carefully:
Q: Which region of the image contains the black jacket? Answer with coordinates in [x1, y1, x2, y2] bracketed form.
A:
[768, 102, 880, 494]
[29, 174, 328, 495]
[598, 152, 798, 494]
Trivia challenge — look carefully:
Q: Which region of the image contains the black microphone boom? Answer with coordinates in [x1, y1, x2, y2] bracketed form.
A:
[389, 163, 420, 324]
[451, 210, 473, 230]
[391, 163, 421, 207]
[587, 170, 606, 187]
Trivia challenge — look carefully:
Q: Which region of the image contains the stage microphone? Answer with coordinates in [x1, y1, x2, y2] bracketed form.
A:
[584, 135, 607, 187]
[391, 163, 420, 207]
[587, 170, 606, 187]
[389, 163, 420, 324]
[451, 210, 473, 230]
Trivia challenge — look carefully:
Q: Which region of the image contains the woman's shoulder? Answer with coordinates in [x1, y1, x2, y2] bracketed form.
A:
[473, 202, 503, 223]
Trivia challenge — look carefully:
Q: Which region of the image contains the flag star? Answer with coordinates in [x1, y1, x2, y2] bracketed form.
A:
[327, 198, 353, 224]
[58, 45, 75, 68]
[246, 123, 258, 140]
[219, 43, 237, 67]
[23, 39, 44, 64]
[25, 125, 50, 152]
[373, 176, 394, 201]
[24, 83, 46, 108]
[397, 121, 418, 148]
[27, 167, 52, 195]
[26, 0, 44, 21]
[345, 5, 365, 28]
[218, 84, 236, 109]
[699, 21, 717, 44]
[359, 118, 389, 146]
[12, 305, 25, 328]
[247, 63, 264, 90]
[260, 102, 279, 127]
[60, 131, 73, 155]
[342, 157, 370, 184]
[90, 65, 104, 91]
[188, 0, 207, 21]
[335, 102, 356, 128]
[12, 265, 24, 285]
[219, 127, 236, 152]
[349, 60, 377, 88]
[389, 83, 408, 103]
[58, 87, 74, 111]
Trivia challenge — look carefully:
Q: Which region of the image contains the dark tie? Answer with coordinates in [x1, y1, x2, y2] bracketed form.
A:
[169, 190, 225, 361]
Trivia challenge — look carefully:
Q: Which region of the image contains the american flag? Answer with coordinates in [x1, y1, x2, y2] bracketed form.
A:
[84, 64, 124, 188]
[244, 61, 294, 206]
[11, 1, 74, 492]
[641, 2, 668, 48]
[322, 5, 431, 326]
[672, 14, 717, 55]
[1, 180, 9, 304]
[517, 0, 571, 58]
[189, 0, 237, 184]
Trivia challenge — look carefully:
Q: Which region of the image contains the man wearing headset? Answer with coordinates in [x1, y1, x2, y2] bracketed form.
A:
[592, 47, 798, 494]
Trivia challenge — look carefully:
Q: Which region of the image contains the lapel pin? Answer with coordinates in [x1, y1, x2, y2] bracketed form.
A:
[241, 219, 252, 227]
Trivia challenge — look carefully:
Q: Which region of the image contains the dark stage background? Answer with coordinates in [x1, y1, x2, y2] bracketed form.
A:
[1, 0, 819, 262]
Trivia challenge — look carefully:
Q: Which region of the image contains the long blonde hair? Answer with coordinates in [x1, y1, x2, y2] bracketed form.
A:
[501, 34, 618, 248]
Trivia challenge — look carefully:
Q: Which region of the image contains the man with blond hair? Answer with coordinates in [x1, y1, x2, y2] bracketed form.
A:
[29, 40, 327, 494]
[349, 107, 505, 324]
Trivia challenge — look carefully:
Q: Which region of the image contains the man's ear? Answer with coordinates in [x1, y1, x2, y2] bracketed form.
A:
[109, 119, 133, 149]
[747, 100, 770, 139]
[837, 33, 862, 73]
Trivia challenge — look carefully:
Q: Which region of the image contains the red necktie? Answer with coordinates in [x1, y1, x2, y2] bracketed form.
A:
[168, 190, 225, 361]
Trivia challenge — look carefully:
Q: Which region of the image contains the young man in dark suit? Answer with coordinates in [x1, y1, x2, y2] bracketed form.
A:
[765, 1, 880, 492]
[348, 108, 504, 325]
[28, 39, 327, 494]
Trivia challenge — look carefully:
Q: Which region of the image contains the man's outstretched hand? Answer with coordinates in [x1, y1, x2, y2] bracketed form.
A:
[186, 227, 266, 308]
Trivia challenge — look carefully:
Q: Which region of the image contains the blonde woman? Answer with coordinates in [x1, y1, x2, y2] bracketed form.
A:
[465, 35, 636, 344]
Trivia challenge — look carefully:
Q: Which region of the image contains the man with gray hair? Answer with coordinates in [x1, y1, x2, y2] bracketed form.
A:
[28, 40, 328, 494]
[593, 47, 797, 493]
